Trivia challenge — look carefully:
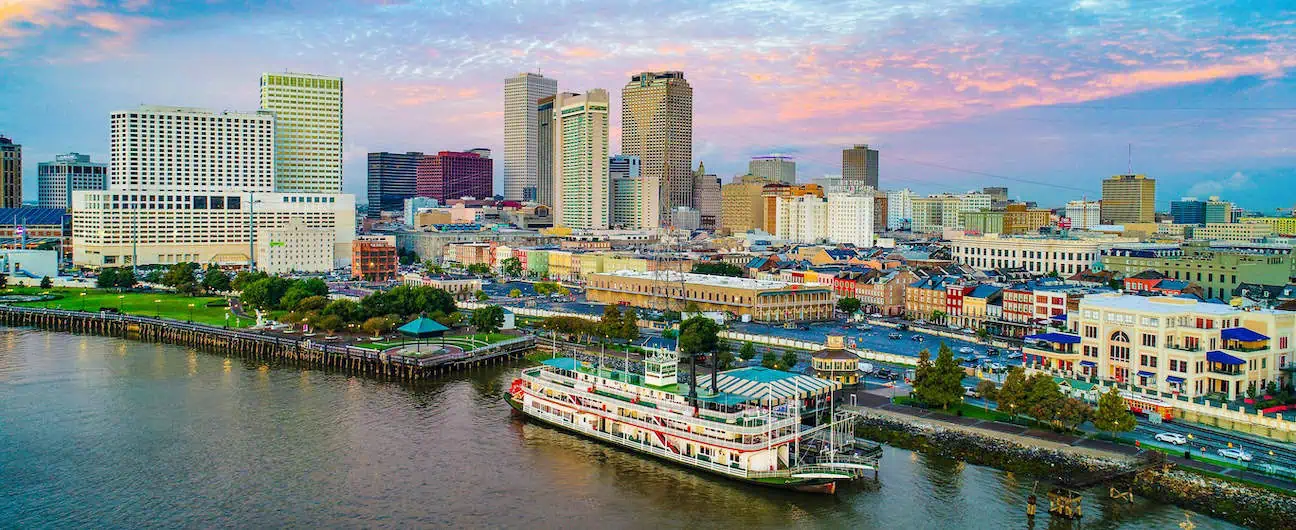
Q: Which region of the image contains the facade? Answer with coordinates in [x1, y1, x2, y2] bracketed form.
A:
[351, 235, 398, 281]
[1101, 245, 1294, 301]
[775, 194, 829, 243]
[905, 275, 959, 322]
[37, 153, 107, 210]
[1188, 223, 1273, 243]
[1241, 216, 1296, 237]
[841, 144, 879, 189]
[812, 335, 860, 386]
[1027, 294, 1295, 400]
[259, 72, 343, 193]
[0, 207, 70, 252]
[692, 164, 721, 229]
[585, 270, 834, 322]
[609, 155, 657, 229]
[536, 94, 558, 205]
[982, 187, 1008, 204]
[552, 90, 611, 230]
[762, 183, 824, 235]
[1171, 198, 1206, 225]
[621, 71, 693, 225]
[748, 154, 795, 184]
[960, 211, 1005, 235]
[826, 191, 876, 247]
[366, 152, 422, 218]
[719, 175, 769, 234]
[951, 234, 1118, 276]
[503, 72, 558, 201]
[0, 136, 19, 208]
[1002, 204, 1051, 234]
[402, 273, 483, 298]
[108, 105, 275, 191]
[671, 207, 701, 231]
[852, 269, 916, 316]
[872, 191, 888, 234]
[416, 150, 493, 203]
[960, 193, 993, 214]
[256, 218, 335, 274]
[0, 249, 59, 279]
[911, 195, 963, 234]
[1065, 200, 1101, 230]
[1101, 174, 1156, 224]
[886, 188, 914, 230]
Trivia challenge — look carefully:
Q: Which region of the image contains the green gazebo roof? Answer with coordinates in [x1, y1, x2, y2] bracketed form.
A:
[397, 317, 449, 337]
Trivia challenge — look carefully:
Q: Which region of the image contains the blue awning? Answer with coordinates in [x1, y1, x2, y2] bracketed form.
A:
[1221, 327, 1269, 342]
[1023, 332, 1082, 344]
[1137, 370, 1156, 378]
[1166, 375, 1186, 384]
[1206, 350, 1245, 366]
[1050, 314, 1067, 321]
[1079, 360, 1096, 367]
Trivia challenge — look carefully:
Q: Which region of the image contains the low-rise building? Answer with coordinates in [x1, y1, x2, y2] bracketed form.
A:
[951, 233, 1125, 276]
[257, 218, 336, 275]
[1241, 216, 1296, 237]
[1101, 243, 1295, 301]
[351, 235, 398, 281]
[905, 274, 960, 323]
[401, 272, 482, 298]
[585, 270, 834, 322]
[1188, 222, 1273, 243]
[812, 334, 860, 386]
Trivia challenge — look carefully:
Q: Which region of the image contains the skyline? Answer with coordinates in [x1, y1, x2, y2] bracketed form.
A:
[1, 1, 1294, 210]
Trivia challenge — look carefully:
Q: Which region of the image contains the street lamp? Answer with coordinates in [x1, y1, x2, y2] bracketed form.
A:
[154, 299, 161, 318]
[187, 302, 195, 322]
[117, 294, 125, 312]
[79, 291, 86, 311]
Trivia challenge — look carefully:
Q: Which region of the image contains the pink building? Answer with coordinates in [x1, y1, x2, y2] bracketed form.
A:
[416, 151, 493, 202]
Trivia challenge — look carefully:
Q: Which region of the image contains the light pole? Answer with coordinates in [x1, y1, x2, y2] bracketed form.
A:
[154, 298, 161, 318]
[117, 294, 124, 312]
[79, 291, 86, 311]
[187, 302, 195, 323]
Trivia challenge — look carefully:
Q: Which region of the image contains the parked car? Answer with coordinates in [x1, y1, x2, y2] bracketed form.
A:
[963, 386, 979, 398]
[1217, 448, 1253, 462]
[1155, 432, 1188, 445]
[876, 369, 898, 381]
[988, 362, 1006, 372]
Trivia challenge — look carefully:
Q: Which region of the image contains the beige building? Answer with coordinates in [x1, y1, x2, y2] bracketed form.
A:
[552, 90, 610, 230]
[1101, 174, 1156, 224]
[1188, 223, 1274, 242]
[1003, 204, 1052, 234]
[951, 233, 1129, 275]
[719, 175, 769, 233]
[256, 218, 335, 274]
[586, 270, 834, 322]
[1027, 294, 1296, 400]
[911, 195, 963, 234]
[260, 72, 343, 193]
[621, 71, 692, 226]
[503, 72, 558, 201]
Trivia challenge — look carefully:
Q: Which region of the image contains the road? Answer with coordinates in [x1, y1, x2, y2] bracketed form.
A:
[1129, 419, 1296, 471]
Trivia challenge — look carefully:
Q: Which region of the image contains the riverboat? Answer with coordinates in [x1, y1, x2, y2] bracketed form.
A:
[507, 353, 881, 494]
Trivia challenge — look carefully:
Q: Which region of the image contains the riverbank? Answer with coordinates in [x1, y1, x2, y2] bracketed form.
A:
[854, 412, 1296, 529]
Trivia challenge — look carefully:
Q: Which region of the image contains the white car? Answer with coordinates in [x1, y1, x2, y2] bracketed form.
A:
[1154, 432, 1187, 445]
[1217, 448, 1253, 462]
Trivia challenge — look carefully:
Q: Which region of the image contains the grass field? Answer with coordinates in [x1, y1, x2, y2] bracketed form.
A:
[4, 286, 241, 327]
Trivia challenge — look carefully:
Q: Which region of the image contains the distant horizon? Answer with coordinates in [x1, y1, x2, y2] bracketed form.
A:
[1, 1, 1293, 211]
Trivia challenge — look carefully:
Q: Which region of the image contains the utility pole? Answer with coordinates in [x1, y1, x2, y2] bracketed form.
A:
[248, 191, 256, 272]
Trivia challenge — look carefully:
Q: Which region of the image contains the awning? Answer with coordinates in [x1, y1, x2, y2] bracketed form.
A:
[1079, 360, 1096, 367]
[1221, 327, 1269, 342]
[1137, 370, 1156, 378]
[1166, 375, 1186, 384]
[1206, 350, 1245, 366]
[1023, 332, 1082, 344]
[1050, 314, 1068, 321]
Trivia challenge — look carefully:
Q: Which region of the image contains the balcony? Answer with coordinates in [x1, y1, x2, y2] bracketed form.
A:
[1166, 343, 1201, 353]
[1208, 366, 1244, 377]
[1023, 343, 1077, 355]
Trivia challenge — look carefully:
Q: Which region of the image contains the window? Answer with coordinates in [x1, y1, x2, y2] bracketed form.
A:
[1141, 334, 1157, 347]
[1084, 326, 1097, 338]
[1110, 331, 1130, 343]
[1110, 345, 1130, 362]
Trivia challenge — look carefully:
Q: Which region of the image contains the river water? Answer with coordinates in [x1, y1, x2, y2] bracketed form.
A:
[0, 328, 1238, 529]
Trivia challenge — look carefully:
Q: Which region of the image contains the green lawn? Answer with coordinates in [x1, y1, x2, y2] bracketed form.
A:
[4, 286, 242, 327]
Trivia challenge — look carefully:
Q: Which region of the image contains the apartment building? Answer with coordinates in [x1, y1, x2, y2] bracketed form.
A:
[950, 233, 1125, 275]
[1101, 244, 1295, 301]
[585, 270, 834, 322]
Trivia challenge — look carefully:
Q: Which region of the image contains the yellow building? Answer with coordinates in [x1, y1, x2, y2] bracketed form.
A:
[585, 270, 834, 322]
[1003, 204, 1052, 234]
[1101, 174, 1156, 224]
[761, 183, 824, 234]
[719, 175, 770, 234]
[1241, 217, 1296, 237]
[812, 335, 860, 386]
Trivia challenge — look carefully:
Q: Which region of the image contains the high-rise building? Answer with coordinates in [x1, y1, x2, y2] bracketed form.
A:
[621, 71, 692, 225]
[609, 155, 656, 229]
[1101, 174, 1156, 224]
[0, 136, 19, 208]
[775, 194, 829, 243]
[552, 90, 610, 230]
[886, 188, 914, 230]
[1170, 197, 1206, 225]
[959, 192, 992, 213]
[692, 162, 721, 229]
[38, 153, 107, 210]
[827, 190, 876, 247]
[535, 94, 558, 205]
[761, 183, 824, 234]
[109, 106, 276, 191]
[1002, 204, 1052, 235]
[842, 144, 879, 189]
[366, 152, 422, 218]
[748, 154, 795, 184]
[872, 189, 888, 234]
[719, 175, 769, 234]
[416, 151, 493, 203]
[1065, 200, 1101, 230]
[504, 72, 558, 201]
[1205, 197, 1232, 224]
[911, 195, 963, 234]
[259, 72, 343, 193]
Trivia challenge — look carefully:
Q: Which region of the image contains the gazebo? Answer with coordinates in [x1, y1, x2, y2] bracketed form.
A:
[397, 316, 450, 352]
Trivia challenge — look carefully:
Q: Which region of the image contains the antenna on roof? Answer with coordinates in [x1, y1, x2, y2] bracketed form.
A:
[1127, 143, 1132, 174]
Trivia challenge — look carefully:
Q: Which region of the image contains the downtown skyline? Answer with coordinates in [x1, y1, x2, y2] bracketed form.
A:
[1, 1, 1295, 210]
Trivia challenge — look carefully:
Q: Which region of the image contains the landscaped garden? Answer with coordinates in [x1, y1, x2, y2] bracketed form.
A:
[3, 286, 241, 327]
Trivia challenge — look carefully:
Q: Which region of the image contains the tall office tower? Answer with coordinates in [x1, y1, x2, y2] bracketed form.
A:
[1065, 200, 1101, 230]
[535, 94, 559, 205]
[842, 144, 879, 189]
[692, 162, 721, 230]
[0, 136, 21, 208]
[621, 71, 692, 225]
[609, 155, 656, 229]
[503, 72, 558, 201]
[1204, 197, 1232, 224]
[415, 151, 493, 203]
[1170, 197, 1206, 225]
[74, 105, 354, 268]
[886, 188, 914, 230]
[1101, 174, 1156, 224]
[552, 90, 610, 230]
[748, 154, 795, 184]
[38, 153, 107, 209]
[259, 72, 343, 193]
[366, 152, 422, 218]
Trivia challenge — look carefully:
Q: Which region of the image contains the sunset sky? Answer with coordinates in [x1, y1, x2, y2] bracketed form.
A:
[1, 0, 1294, 211]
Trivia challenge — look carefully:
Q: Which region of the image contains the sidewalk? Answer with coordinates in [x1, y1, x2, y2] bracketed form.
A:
[845, 389, 1295, 491]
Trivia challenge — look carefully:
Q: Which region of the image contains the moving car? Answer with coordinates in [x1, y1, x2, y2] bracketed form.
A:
[1155, 432, 1188, 445]
[958, 346, 975, 354]
[876, 369, 898, 381]
[1217, 448, 1253, 462]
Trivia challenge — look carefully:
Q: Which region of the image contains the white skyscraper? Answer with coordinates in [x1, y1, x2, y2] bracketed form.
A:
[886, 188, 914, 230]
[259, 72, 343, 193]
[1066, 200, 1102, 230]
[774, 195, 829, 243]
[610, 155, 657, 229]
[504, 72, 558, 201]
[552, 90, 610, 230]
[108, 106, 277, 192]
[827, 191, 876, 247]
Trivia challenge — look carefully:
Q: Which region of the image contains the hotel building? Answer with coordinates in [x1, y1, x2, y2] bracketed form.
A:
[950, 233, 1125, 275]
[37, 153, 107, 210]
[260, 72, 343, 193]
[552, 90, 610, 230]
[585, 270, 834, 322]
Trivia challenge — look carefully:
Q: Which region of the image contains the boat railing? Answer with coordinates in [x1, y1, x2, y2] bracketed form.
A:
[746, 463, 856, 480]
[531, 365, 782, 423]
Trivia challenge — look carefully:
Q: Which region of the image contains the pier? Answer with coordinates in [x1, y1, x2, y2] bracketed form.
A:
[0, 305, 536, 380]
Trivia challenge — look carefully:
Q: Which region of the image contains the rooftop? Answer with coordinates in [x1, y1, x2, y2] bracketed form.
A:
[595, 269, 827, 291]
[1079, 293, 1245, 316]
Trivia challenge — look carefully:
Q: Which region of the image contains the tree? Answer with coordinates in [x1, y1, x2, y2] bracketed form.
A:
[916, 343, 964, 410]
[508, 288, 522, 298]
[294, 295, 329, 313]
[239, 278, 275, 309]
[39, 276, 52, 289]
[231, 270, 268, 291]
[144, 269, 163, 284]
[161, 262, 198, 288]
[976, 328, 990, 342]
[739, 341, 757, 361]
[115, 270, 137, 290]
[997, 367, 1029, 416]
[761, 349, 777, 369]
[279, 285, 314, 311]
[691, 262, 744, 277]
[556, 286, 570, 297]
[315, 314, 344, 336]
[322, 299, 363, 323]
[465, 263, 492, 277]
[836, 297, 861, 315]
[714, 347, 736, 371]
[1093, 386, 1136, 439]
[501, 257, 523, 278]
[202, 268, 231, 293]
[1247, 381, 1259, 401]
[1025, 373, 1065, 424]
[96, 268, 119, 289]
[930, 310, 947, 323]
[618, 307, 640, 342]
[1056, 398, 1092, 431]
[912, 348, 933, 402]
[475, 290, 489, 302]
[678, 316, 721, 359]
[599, 305, 624, 339]
[361, 316, 396, 337]
[471, 305, 505, 334]
[975, 380, 998, 412]
[533, 281, 557, 296]
[779, 351, 799, 370]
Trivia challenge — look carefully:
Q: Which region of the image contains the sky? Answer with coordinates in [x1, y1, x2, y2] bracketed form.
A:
[0, 0, 1294, 212]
